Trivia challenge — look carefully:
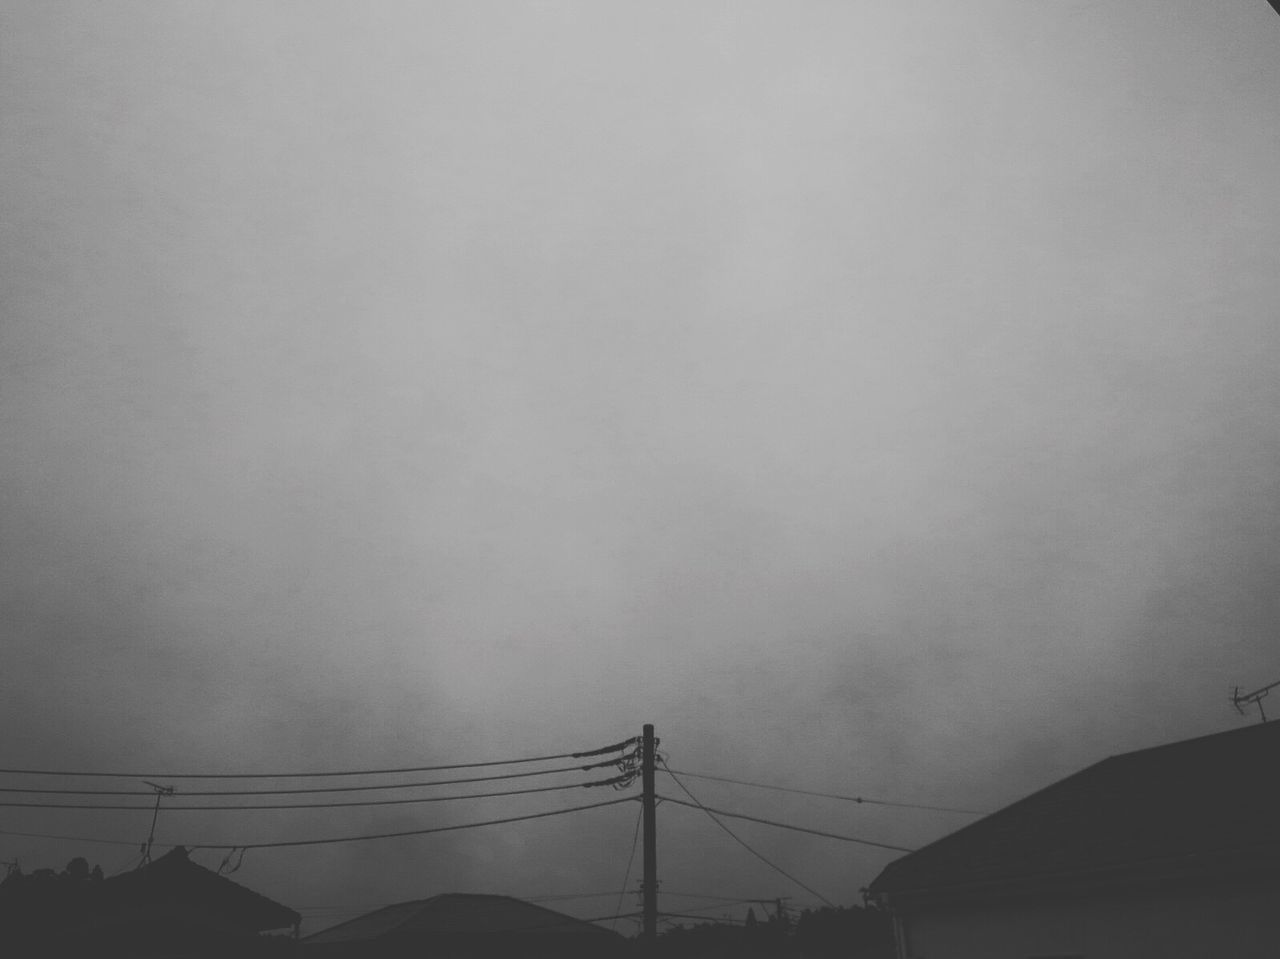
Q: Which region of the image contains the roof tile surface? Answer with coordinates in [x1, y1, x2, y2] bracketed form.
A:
[869, 721, 1280, 899]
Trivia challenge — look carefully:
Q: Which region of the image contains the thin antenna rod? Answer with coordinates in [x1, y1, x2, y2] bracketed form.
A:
[140, 781, 174, 864]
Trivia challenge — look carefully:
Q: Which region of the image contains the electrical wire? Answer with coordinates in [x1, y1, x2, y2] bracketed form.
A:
[483, 911, 643, 931]
[659, 910, 748, 925]
[308, 908, 645, 933]
[661, 901, 768, 919]
[294, 891, 644, 912]
[190, 795, 638, 850]
[662, 768, 985, 815]
[0, 828, 141, 847]
[0, 738, 638, 780]
[574, 738, 639, 758]
[661, 892, 792, 904]
[0, 756, 632, 797]
[660, 762, 835, 907]
[610, 804, 644, 932]
[106, 849, 146, 876]
[476, 890, 782, 907]
[0, 774, 635, 812]
[656, 795, 914, 852]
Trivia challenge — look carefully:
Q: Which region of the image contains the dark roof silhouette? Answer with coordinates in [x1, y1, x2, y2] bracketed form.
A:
[0, 846, 298, 955]
[305, 892, 626, 946]
[869, 721, 1280, 903]
[100, 845, 300, 934]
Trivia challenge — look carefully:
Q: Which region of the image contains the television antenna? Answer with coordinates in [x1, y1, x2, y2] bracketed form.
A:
[139, 781, 175, 865]
[1231, 680, 1280, 723]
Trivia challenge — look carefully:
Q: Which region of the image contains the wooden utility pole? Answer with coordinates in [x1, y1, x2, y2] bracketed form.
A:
[642, 723, 657, 944]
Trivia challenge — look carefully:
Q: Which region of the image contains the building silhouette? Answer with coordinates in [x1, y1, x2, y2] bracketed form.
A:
[867, 721, 1280, 958]
[304, 892, 632, 958]
[0, 845, 299, 957]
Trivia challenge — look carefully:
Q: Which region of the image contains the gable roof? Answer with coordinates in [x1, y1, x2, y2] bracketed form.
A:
[305, 893, 626, 945]
[101, 846, 300, 933]
[869, 721, 1280, 904]
[0, 846, 299, 946]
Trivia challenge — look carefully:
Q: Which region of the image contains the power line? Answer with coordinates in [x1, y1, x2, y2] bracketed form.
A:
[503, 890, 790, 906]
[323, 910, 645, 932]
[291, 889, 753, 913]
[660, 762, 835, 908]
[191, 795, 639, 850]
[0, 775, 634, 813]
[476, 911, 644, 932]
[662, 768, 984, 815]
[463, 890, 788, 906]
[0, 757, 630, 797]
[574, 738, 639, 758]
[662, 892, 794, 904]
[661, 901, 766, 919]
[659, 910, 748, 925]
[576, 912, 644, 928]
[657, 795, 914, 853]
[0, 738, 638, 781]
[0, 828, 141, 848]
[281, 894, 652, 941]
[611, 804, 644, 932]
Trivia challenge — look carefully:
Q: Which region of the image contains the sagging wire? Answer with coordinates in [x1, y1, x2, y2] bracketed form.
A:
[611, 804, 644, 932]
[0, 737, 640, 781]
[216, 846, 246, 875]
[188, 795, 638, 850]
[0, 756, 630, 798]
[3, 772, 637, 811]
[660, 758, 836, 908]
[661, 768, 985, 816]
[572, 737, 639, 759]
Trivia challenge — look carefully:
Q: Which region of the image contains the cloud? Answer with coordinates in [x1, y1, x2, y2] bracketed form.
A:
[2, 0, 1279, 925]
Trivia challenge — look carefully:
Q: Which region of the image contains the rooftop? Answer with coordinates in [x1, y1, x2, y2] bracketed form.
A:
[305, 892, 627, 945]
[869, 720, 1280, 903]
[102, 846, 301, 933]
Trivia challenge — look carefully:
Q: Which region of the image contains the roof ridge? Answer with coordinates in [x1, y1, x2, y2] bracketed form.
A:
[1096, 720, 1274, 763]
[424, 891, 611, 923]
[921, 721, 1274, 839]
[869, 721, 1280, 900]
[305, 891, 625, 944]
[302, 897, 434, 942]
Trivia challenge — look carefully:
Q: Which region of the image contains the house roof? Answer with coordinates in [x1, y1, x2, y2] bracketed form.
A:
[305, 893, 626, 945]
[101, 846, 300, 933]
[868, 720, 1280, 904]
[0, 846, 299, 944]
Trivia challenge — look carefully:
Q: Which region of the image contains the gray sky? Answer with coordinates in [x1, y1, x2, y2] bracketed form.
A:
[3, 0, 1279, 933]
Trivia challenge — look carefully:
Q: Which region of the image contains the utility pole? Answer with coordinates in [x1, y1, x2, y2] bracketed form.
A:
[641, 723, 657, 946]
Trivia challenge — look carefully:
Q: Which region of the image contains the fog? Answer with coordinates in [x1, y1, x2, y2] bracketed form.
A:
[3, 0, 1279, 933]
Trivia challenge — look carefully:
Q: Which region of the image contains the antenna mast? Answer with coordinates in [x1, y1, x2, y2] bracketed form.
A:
[140, 781, 175, 864]
[1231, 680, 1280, 723]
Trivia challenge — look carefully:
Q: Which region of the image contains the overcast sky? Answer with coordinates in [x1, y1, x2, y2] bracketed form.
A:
[3, 0, 1279, 934]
